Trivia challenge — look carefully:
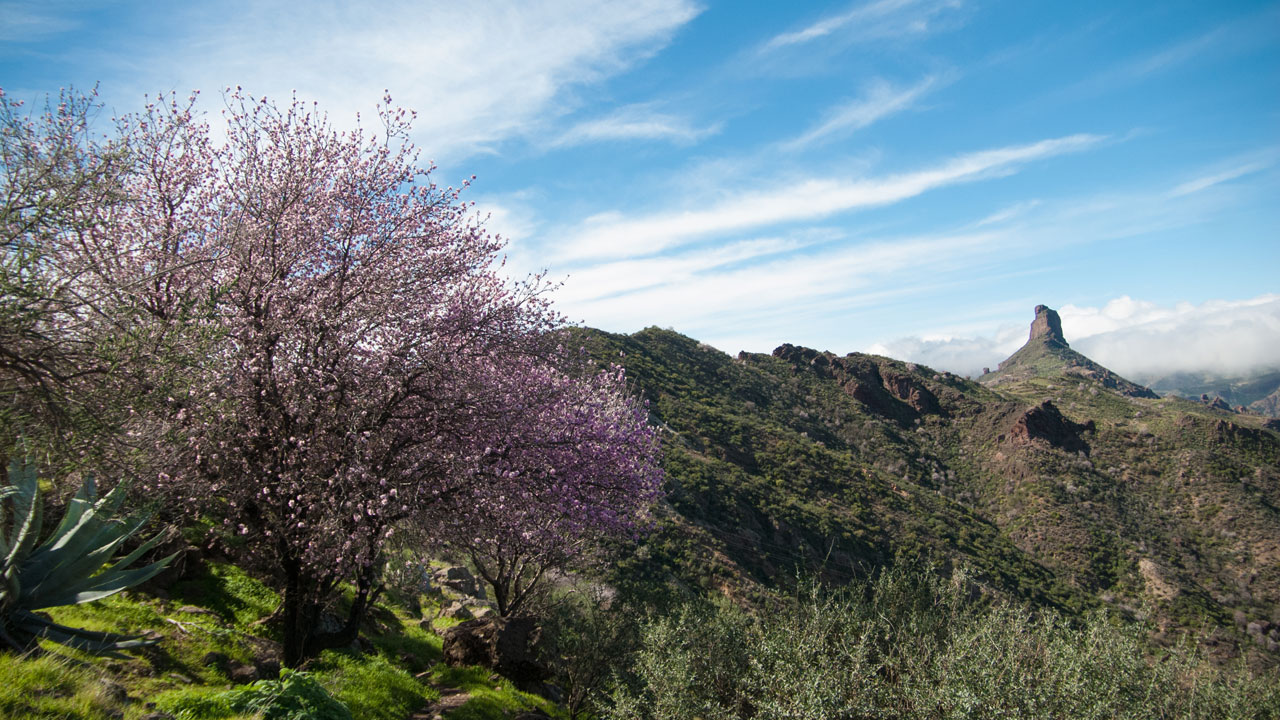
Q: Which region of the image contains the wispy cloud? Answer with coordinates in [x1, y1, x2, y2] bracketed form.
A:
[972, 200, 1041, 227]
[0, 1, 81, 43]
[556, 227, 1017, 351]
[556, 133, 1105, 262]
[550, 103, 721, 148]
[1121, 26, 1228, 79]
[781, 76, 938, 150]
[79, 0, 702, 164]
[762, 0, 963, 51]
[1054, 13, 1272, 103]
[1169, 149, 1279, 197]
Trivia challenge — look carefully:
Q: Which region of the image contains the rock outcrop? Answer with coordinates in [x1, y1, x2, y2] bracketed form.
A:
[442, 616, 549, 686]
[1029, 304, 1067, 347]
[1004, 400, 1094, 455]
[772, 344, 946, 426]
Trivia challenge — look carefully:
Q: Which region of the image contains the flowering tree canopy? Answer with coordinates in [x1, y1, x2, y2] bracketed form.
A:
[422, 358, 662, 616]
[24, 89, 665, 665]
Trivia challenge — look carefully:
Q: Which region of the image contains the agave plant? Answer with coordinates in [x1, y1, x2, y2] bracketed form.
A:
[0, 459, 174, 656]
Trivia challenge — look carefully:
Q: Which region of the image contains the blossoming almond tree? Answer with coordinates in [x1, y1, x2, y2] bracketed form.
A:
[106, 91, 661, 665]
[421, 357, 662, 617]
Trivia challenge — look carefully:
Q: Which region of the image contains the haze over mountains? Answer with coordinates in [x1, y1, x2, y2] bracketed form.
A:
[872, 295, 1280, 398]
[580, 304, 1280, 668]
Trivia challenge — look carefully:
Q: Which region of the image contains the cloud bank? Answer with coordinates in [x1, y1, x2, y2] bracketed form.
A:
[872, 294, 1280, 379]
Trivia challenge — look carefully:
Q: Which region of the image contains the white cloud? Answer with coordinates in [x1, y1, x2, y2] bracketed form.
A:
[1065, 295, 1280, 377]
[96, 0, 701, 164]
[869, 327, 1025, 377]
[550, 103, 721, 147]
[872, 295, 1280, 379]
[781, 76, 938, 150]
[762, 0, 963, 51]
[555, 133, 1104, 262]
[1169, 151, 1278, 197]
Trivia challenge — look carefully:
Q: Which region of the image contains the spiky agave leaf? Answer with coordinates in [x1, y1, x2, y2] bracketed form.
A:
[1, 460, 174, 655]
[2, 461, 41, 575]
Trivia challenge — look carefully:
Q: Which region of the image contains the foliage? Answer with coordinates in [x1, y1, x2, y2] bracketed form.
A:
[603, 567, 1280, 720]
[0, 459, 172, 655]
[541, 587, 646, 718]
[420, 360, 662, 616]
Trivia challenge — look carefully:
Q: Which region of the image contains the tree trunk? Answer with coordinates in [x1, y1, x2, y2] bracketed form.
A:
[280, 554, 382, 666]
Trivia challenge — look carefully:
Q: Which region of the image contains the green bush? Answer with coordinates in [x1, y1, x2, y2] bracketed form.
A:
[603, 568, 1280, 719]
[224, 669, 352, 720]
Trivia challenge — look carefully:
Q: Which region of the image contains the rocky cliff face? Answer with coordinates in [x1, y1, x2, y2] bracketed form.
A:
[1029, 304, 1067, 347]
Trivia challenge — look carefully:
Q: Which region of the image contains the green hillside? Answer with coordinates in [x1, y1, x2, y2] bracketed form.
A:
[576, 308, 1280, 668]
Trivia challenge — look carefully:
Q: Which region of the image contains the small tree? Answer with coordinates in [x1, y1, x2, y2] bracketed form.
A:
[1, 87, 212, 492]
[0, 88, 137, 470]
[106, 91, 661, 665]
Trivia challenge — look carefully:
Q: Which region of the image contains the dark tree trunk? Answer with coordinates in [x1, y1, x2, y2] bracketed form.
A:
[279, 552, 382, 667]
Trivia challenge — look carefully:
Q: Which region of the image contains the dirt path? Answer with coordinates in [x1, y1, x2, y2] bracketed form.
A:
[409, 686, 472, 719]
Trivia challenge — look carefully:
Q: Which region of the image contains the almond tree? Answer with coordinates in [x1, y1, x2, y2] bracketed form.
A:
[422, 357, 662, 617]
[108, 91, 660, 665]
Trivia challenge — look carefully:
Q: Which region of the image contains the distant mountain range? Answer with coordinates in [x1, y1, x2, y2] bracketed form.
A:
[1128, 368, 1280, 418]
[577, 305, 1280, 669]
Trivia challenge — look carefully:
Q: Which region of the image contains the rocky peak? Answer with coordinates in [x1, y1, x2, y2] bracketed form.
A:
[1029, 304, 1067, 347]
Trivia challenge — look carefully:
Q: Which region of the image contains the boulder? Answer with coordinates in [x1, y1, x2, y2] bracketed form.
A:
[442, 616, 549, 684]
[228, 662, 260, 685]
[440, 600, 474, 620]
[433, 565, 486, 599]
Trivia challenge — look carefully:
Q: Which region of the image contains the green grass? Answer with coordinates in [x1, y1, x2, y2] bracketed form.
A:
[170, 562, 283, 631]
[428, 665, 564, 720]
[0, 652, 123, 720]
[312, 650, 438, 720]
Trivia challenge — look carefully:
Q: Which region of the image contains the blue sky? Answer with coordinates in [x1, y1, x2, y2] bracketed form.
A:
[3, 0, 1278, 377]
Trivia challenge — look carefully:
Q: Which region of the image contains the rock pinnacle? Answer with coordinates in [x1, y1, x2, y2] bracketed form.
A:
[1029, 304, 1067, 347]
